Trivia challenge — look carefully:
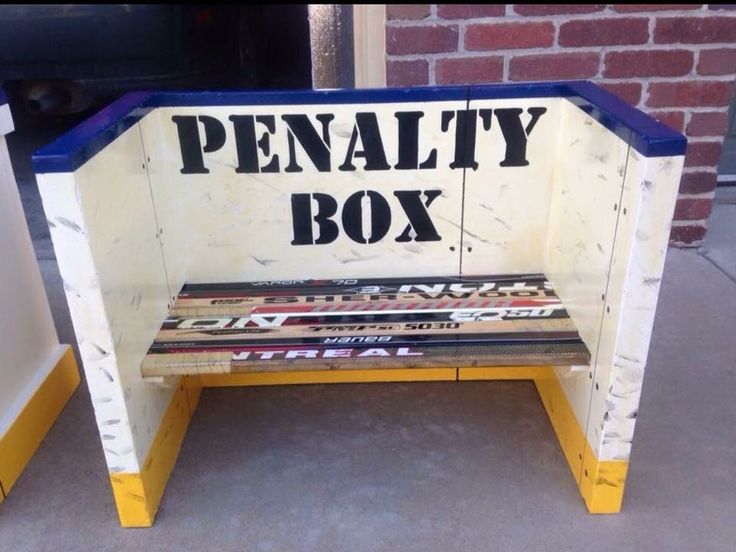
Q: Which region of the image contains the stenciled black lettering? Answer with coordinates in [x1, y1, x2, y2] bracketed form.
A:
[229, 114, 280, 173]
[394, 111, 437, 170]
[172, 115, 226, 174]
[338, 113, 390, 172]
[290, 193, 339, 245]
[494, 107, 547, 167]
[342, 190, 391, 244]
[282, 114, 334, 172]
[394, 190, 442, 242]
[440, 110, 480, 170]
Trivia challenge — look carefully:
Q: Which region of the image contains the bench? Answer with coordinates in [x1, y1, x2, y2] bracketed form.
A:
[141, 274, 590, 377]
[33, 82, 686, 527]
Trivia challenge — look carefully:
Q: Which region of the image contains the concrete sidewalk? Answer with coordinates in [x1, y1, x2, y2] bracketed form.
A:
[0, 246, 734, 551]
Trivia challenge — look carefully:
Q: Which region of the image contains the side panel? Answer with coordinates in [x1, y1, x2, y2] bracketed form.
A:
[461, 98, 560, 275]
[0, 133, 61, 437]
[36, 123, 173, 473]
[544, 99, 631, 432]
[585, 152, 684, 462]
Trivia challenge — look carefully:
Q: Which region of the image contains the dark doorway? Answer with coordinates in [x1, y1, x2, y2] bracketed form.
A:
[0, 5, 312, 118]
[239, 5, 312, 90]
[1, 4, 313, 263]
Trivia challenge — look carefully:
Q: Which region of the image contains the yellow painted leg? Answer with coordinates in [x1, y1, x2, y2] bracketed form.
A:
[109, 381, 198, 527]
[0, 346, 80, 502]
[458, 365, 553, 381]
[580, 447, 629, 513]
[534, 374, 628, 514]
[183, 379, 203, 415]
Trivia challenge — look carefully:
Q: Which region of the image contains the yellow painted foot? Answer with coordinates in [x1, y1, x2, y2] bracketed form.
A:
[580, 453, 628, 514]
[534, 374, 586, 483]
[110, 382, 198, 527]
[0, 345, 80, 501]
[458, 365, 553, 380]
[534, 374, 628, 514]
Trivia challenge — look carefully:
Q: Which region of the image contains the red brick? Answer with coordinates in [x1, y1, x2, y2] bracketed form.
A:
[437, 4, 505, 19]
[612, 4, 701, 12]
[678, 171, 718, 194]
[559, 18, 649, 47]
[599, 82, 643, 105]
[687, 111, 729, 137]
[649, 110, 686, 132]
[386, 59, 429, 86]
[386, 4, 431, 20]
[604, 50, 693, 78]
[436, 56, 504, 84]
[646, 81, 734, 107]
[465, 22, 555, 51]
[698, 48, 736, 76]
[655, 16, 736, 44]
[386, 25, 458, 55]
[674, 197, 713, 220]
[670, 224, 707, 244]
[513, 4, 605, 15]
[684, 141, 724, 167]
[509, 52, 600, 81]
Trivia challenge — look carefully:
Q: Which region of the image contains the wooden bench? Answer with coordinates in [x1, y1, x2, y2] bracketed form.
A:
[33, 82, 686, 526]
[141, 274, 590, 377]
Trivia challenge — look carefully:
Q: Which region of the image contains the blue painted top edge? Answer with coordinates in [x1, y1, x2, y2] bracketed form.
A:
[154, 85, 469, 107]
[33, 81, 686, 174]
[33, 91, 154, 174]
[564, 81, 686, 157]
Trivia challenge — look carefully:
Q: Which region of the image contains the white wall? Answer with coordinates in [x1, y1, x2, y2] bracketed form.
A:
[0, 106, 65, 437]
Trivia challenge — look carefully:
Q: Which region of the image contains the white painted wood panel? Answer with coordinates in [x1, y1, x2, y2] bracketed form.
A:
[462, 98, 560, 276]
[0, 127, 63, 437]
[544, 100, 631, 431]
[139, 102, 468, 290]
[37, 124, 173, 473]
[585, 152, 684, 461]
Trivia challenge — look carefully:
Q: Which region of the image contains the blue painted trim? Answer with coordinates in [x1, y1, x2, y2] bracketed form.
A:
[468, 81, 687, 157]
[33, 82, 686, 174]
[565, 82, 687, 157]
[467, 81, 567, 100]
[33, 92, 154, 174]
[154, 85, 469, 107]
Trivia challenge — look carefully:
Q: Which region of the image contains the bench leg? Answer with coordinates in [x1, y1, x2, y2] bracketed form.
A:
[535, 374, 628, 514]
[109, 381, 201, 527]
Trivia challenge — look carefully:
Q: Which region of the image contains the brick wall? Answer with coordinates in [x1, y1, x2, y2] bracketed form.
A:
[385, 4, 736, 246]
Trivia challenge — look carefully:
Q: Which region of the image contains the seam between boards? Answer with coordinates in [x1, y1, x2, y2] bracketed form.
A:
[137, 121, 175, 307]
[458, 86, 471, 276]
[579, 129, 633, 481]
